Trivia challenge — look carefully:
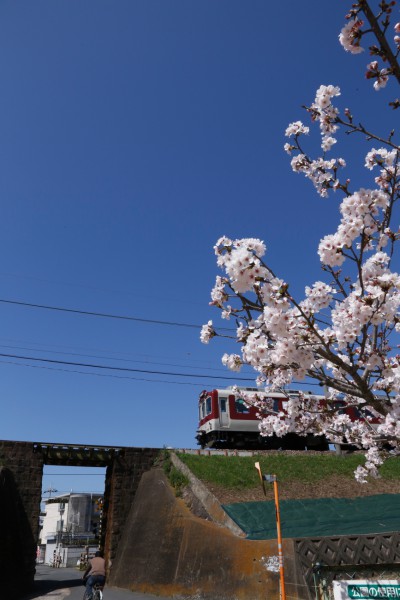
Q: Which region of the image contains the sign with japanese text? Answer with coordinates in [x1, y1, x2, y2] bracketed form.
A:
[333, 581, 400, 600]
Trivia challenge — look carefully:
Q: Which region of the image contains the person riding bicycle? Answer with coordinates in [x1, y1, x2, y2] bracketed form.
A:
[82, 551, 106, 599]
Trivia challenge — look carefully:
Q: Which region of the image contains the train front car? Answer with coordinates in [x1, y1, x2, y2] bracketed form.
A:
[196, 388, 262, 449]
[195, 388, 330, 451]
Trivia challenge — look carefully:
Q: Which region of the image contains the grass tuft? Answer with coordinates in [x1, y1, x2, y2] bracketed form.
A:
[159, 448, 189, 496]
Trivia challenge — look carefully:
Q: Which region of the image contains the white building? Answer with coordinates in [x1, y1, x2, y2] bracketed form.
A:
[39, 493, 103, 567]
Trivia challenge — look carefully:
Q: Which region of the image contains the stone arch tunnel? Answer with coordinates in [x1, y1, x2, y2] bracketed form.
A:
[0, 439, 159, 599]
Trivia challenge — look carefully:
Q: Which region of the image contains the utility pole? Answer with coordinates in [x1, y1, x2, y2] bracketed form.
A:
[43, 486, 58, 498]
[255, 462, 286, 600]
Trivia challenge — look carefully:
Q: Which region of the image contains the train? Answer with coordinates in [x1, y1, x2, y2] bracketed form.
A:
[195, 387, 380, 451]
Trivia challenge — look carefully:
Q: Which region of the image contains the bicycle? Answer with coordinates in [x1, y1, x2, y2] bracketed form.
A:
[83, 582, 104, 600]
[93, 582, 104, 600]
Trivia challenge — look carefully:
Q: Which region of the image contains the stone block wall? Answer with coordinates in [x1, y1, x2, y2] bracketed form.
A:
[103, 447, 160, 567]
[0, 441, 44, 599]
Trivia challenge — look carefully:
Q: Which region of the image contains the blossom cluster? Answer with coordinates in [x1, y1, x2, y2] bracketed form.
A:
[318, 188, 390, 267]
[213, 237, 268, 294]
[339, 18, 364, 54]
[338, 3, 400, 94]
[285, 85, 346, 197]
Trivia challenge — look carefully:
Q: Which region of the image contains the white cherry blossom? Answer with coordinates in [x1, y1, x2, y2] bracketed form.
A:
[339, 18, 364, 54]
[200, 321, 215, 344]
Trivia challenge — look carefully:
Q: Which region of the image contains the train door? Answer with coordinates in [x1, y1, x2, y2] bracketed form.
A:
[219, 395, 229, 427]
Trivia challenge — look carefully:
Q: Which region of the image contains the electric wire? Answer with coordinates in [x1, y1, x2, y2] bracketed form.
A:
[0, 351, 255, 380]
[0, 271, 206, 308]
[0, 297, 234, 332]
[0, 342, 234, 373]
[0, 356, 322, 387]
[0, 358, 239, 386]
[0, 334, 234, 369]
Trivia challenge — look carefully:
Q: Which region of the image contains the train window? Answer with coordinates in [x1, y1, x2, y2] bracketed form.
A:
[205, 396, 212, 415]
[273, 399, 280, 413]
[220, 398, 227, 412]
[200, 403, 205, 419]
[353, 407, 375, 419]
[235, 398, 249, 414]
[333, 400, 345, 414]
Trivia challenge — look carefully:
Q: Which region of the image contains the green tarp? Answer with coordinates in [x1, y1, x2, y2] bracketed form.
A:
[222, 494, 400, 539]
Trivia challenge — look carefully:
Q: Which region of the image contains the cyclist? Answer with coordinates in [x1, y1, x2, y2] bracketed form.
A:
[82, 551, 105, 599]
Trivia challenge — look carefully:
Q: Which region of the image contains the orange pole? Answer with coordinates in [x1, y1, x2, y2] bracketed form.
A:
[254, 463, 286, 600]
[273, 478, 286, 600]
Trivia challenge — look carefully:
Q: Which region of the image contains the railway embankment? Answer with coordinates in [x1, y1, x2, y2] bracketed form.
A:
[109, 450, 400, 600]
[172, 449, 400, 538]
[175, 448, 400, 503]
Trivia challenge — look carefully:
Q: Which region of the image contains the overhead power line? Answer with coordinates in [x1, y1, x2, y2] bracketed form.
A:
[0, 298, 234, 331]
[0, 358, 221, 386]
[0, 352, 255, 381]
[0, 356, 321, 388]
[0, 342, 233, 373]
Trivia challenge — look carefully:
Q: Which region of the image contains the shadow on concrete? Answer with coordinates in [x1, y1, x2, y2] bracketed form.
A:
[21, 565, 84, 599]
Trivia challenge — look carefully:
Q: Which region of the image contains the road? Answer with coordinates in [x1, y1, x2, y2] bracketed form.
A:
[22, 565, 175, 600]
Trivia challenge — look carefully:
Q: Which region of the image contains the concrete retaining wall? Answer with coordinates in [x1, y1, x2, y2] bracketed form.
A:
[108, 468, 304, 600]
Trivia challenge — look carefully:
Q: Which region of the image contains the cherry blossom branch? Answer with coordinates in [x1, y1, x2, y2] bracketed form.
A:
[339, 116, 400, 149]
[361, 0, 400, 85]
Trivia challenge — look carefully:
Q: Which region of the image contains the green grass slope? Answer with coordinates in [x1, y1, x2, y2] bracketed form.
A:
[176, 451, 400, 503]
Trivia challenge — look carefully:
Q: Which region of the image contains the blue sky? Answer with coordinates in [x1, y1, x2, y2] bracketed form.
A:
[0, 1, 398, 497]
